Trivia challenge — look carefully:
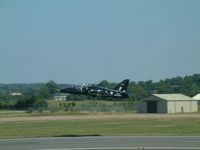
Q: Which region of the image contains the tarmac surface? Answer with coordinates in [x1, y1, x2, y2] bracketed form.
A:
[0, 136, 200, 150]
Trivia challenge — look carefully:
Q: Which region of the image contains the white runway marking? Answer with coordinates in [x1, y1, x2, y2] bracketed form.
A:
[39, 147, 200, 150]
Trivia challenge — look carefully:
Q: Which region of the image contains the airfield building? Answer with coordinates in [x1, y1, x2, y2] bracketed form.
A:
[53, 93, 69, 101]
[137, 94, 198, 113]
[9, 92, 22, 96]
[193, 94, 200, 105]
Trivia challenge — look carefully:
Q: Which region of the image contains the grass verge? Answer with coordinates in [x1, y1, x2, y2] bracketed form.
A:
[0, 117, 200, 139]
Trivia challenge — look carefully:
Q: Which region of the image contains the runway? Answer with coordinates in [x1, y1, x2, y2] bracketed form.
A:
[0, 136, 200, 150]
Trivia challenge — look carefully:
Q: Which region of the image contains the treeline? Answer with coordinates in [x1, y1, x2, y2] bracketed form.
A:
[0, 74, 200, 110]
[0, 95, 47, 110]
[0, 80, 58, 110]
[131, 74, 200, 99]
[98, 74, 200, 100]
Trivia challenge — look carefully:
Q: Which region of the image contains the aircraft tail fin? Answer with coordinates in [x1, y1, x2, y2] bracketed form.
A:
[114, 79, 129, 92]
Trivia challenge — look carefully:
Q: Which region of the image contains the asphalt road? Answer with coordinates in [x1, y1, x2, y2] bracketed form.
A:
[0, 136, 200, 150]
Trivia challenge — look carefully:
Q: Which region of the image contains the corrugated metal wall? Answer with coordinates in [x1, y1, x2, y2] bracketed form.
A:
[137, 99, 198, 113]
[167, 101, 198, 113]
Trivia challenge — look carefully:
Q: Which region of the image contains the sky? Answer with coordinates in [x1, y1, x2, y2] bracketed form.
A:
[0, 0, 200, 84]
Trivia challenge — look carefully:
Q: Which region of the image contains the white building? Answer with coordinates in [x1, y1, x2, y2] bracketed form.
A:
[193, 94, 200, 105]
[53, 93, 69, 101]
[9, 92, 22, 96]
[137, 94, 198, 113]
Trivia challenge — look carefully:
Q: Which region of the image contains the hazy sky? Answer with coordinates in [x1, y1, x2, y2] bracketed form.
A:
[1, 0, 200, 84]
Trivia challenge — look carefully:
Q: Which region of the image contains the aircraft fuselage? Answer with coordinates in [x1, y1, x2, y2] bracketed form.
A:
[60, 79, 130, 99]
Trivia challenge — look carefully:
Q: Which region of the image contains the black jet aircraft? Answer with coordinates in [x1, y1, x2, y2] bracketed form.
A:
[60, 79, 130, 98]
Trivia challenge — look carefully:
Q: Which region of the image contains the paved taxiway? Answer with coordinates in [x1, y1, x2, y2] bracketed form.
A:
[0, 136, 200, 150]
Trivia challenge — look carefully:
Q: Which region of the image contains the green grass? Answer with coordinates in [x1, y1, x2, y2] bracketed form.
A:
[0, 110, 88, 118]
[48, 100, 136, 113]
[1, 118, 200, 139]
[48, 100, 126, 109]
[0, 110, 26, 117]
[48, 100, 121, 107]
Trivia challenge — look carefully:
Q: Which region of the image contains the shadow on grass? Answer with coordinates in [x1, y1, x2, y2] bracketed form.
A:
[54, 134, 102, 137]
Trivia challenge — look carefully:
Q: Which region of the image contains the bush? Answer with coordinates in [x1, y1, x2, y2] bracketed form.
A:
[15, 96, 47, 110]
[65, 102, 76, 111]
[26, 108, 33, 113]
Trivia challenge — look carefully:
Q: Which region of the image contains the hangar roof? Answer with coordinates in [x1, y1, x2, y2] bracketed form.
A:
[142, 94, 194, 101]
[153, 94, 193, 101]
[193, 94, 200, 100]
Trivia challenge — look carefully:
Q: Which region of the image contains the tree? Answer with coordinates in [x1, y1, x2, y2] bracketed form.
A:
[45, 80, 59, 95]
[98, 80, 110, 87]
[38, 80, 59, 99]
[98, 80, 116, 89]
[15, 95, 47, 110]
[38, 87, 51, 99]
